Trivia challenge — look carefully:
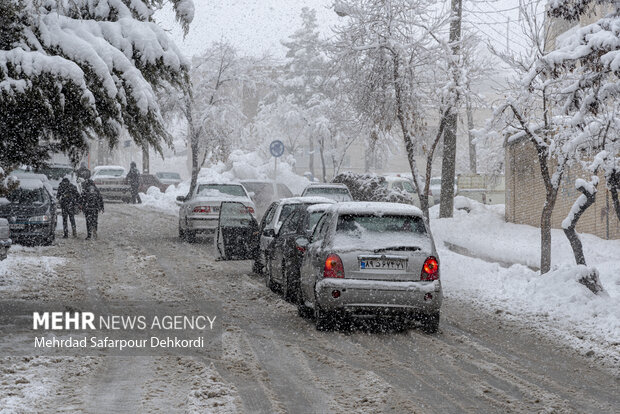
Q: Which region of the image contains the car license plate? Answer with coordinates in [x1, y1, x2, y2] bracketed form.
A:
[9, 224, 25, 230]
[360, 258, 406, 270]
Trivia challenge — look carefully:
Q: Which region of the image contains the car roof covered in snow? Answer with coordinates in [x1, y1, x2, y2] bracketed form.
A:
[306, 203, 334, 213]
[305, 183, 348, 188]
[196, 181, 243, 186]
[384, 175, 412, 182]
[279, 196, 336, 205]
[325, 202, 423, 217]
[15, 178, 46, 190]
[10, 171, 50, 182]
[94, 165, 125, 171]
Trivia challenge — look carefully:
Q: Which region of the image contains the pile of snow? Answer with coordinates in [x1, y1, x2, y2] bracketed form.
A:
[138, 150, 310, 216]
[431, 197, 620, 366]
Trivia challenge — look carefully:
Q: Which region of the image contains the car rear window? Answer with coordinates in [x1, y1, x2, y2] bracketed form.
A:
[307, 211, 325, 231]
[157, 172, 180, 180]
[197, 184, 246, 197]
[305, 187, 349, 196]
[95, 169, 124, 177]
[336, 214, 426, 235]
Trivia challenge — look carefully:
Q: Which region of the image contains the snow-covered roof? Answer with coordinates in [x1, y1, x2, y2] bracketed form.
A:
[305, 183, 348, 189]
[326, 202, 423, 217]
[279, 196, 336, 205]
[307, 203, 334, 213]
[94, 165, 125, 171]
[11, 171, 50, 182]
[16, 178, 46, 190]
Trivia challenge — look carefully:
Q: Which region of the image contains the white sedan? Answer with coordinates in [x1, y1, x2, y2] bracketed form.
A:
[177, 182, 256, 242]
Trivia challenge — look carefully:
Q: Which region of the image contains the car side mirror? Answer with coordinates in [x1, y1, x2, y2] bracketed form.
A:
[263, 228, 276, 238]
[176, 196, 186, 202]
[295, 236, 309, 252]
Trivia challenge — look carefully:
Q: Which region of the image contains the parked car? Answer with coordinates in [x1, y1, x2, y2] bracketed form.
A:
[239, 180, 293, 219]
[92, 165, 130, 202]
[383, 176, 435, 208]
[253, 197, 335, 274]
[138, 174, 168, 194]
[297, 202, 442, 332]
[301, 183, 353, 202]
[10, 171, 56, 199]
[0, 178, 58, 245]
[35, 162, 75, 196]
[155, 171, 182, 187]
[265, 203, 333, 303]
[0, 218, 11, 260]
[177, 182, 256, 242]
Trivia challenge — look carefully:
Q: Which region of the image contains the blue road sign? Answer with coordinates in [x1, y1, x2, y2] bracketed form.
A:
[270, 140, 285, 158]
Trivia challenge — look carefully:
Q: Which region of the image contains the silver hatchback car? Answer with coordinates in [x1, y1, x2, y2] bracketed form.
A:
[297, 202, 442, 332]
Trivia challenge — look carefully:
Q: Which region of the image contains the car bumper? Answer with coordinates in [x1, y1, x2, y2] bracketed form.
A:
[99, 187, 130, 200]
[315, 279, 442, 315]
[185, 216, 219, 232]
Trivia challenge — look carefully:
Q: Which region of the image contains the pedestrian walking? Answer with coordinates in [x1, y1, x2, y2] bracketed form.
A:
[81, 179, 104, 240]
[57, 177, 80, 238]
[126, 162, 141, 204]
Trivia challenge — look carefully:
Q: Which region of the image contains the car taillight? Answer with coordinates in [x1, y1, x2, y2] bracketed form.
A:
[324, 254, 344, 278]
[421, 256, 439, 281]
[193, 206, 211, 213]
[245, 206, 255, 214]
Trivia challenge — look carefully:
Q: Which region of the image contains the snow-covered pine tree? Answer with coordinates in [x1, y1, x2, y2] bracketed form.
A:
[0, 0, 194, 171]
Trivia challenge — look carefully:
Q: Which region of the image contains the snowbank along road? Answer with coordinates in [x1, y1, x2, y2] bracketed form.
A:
[1, 204, 618, 413]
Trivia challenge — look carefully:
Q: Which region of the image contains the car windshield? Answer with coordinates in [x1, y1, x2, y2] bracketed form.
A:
[157, 172, 180, 180]
[401, 181, 416, 193]
[7, 188, 46, 205]
[336, 214, 426, 235]
[95, 169, 124, 177]
[278, 204, 298, 223]
[197, 184, 246, 197]
[305, 187, 352, 201]
[307, 211, 325, 231]
[36, 167, 73, 181]
[430, 178, 442, 186]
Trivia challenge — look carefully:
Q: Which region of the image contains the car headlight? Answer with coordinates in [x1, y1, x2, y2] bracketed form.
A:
[28, 215, 51, 223]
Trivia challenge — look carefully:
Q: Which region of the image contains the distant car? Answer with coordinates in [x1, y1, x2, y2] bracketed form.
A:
[0, 179, 58, 245]
[177, 182, 256, 242]
[138, 174, 168, 194]
[253, 197, 335, 275]
[155, 172, 182, 187]
[429, 176, 457, 198]
[239, 180, 293, 219]
[265, 203, 333, 303]
[383, 176, 435, 208]
[301, 183, 353, 202]
[35, 163, 76, 196]
[297, 202, 442, 332]
[0, 218, 11, 260]
[92, 165, 130, 202]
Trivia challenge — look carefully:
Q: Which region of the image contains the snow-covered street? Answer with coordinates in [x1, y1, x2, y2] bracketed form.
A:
[1, 204, 618, 413]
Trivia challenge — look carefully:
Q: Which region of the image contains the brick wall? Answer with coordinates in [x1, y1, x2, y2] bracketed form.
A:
[505, 139, 620, 240]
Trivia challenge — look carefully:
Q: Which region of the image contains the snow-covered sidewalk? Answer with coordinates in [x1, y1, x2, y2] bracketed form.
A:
[432, 197, 620, 368]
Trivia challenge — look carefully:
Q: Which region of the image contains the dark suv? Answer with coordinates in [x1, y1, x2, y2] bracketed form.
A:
[0, 179, 57, 245]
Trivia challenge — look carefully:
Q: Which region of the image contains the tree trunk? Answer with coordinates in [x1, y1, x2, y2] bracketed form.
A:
[540, 193, 556, 274]
[308, 136, 315, 178]
[563, 179, 597, 266]
[319, 138, 327, 183]
[438, 0, 463, 219]
[185, 99, 199, 199]
[608, 170, 620, 222]
[365, 131, 377, 173]
[466, 95, 476, 173]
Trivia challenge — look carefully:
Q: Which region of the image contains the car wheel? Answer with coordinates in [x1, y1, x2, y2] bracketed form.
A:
[185, 231, 197, 243]
[419, 312, 440, 334]
[252, 259, 263, 275]
[282, 261, 299, 304]
[178, 226, 186, 239]
[315, 305, 335, 331]
[297, 302, 313, 319]
[265, 258, 277, 292]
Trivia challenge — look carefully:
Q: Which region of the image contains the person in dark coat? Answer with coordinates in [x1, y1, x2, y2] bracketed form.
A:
[57, 178, 80, 238]
[126, 162, 141, 204]
[81, 179, 104, 240]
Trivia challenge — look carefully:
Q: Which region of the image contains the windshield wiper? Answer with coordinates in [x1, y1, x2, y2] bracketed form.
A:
[373, 246, 421, 253]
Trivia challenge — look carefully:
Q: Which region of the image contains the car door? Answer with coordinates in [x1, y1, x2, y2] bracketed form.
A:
[216, 201, 259, 260]
[272, 209, 301, 284]
[300, 213, 330, 306]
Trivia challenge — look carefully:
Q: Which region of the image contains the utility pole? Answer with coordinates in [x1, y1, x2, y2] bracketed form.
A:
[439, 0, 463, 218]
[466, 94, 477, 173]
